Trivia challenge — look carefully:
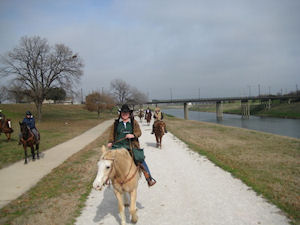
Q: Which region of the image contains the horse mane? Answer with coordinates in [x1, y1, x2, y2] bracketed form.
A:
[103, 148, 131, 162]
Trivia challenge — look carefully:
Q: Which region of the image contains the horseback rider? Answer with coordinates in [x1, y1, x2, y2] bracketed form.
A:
[145, 107, 151, 115]
[107, 104, 156, 187]
[0, 109, 5, 128]
[19, 111, 39, 144]
[151, 107, 167, 134]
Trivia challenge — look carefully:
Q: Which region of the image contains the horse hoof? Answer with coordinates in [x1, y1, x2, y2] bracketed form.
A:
[24, 161, 27, 164]
[131, 214, 138, 223]
[124, 203, 130, 207]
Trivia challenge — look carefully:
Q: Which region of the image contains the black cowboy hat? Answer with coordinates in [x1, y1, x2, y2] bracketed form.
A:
[120, 104, 132, 113]
[26, 111, 32, 115]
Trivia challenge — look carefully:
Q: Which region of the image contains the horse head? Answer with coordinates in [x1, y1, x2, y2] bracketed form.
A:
[93, 146, 115, 191]
[19, 121, 30, 139]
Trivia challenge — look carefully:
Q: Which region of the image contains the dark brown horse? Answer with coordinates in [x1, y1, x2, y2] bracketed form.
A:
[145, 112, 152, 125]
[19, 122, 40, 164]
[153, 120, 166, 148]
[138, 110, 144, 122]
[0, 119, 14, 141]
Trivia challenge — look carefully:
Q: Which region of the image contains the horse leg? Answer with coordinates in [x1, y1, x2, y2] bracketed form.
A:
[114, 190, 126, 225]
[31, 145, 35, 161]
[155, 135, 159, 148]
[24, 146, 28, 164]
[130, 189, 138, 223]
[123, 192, 129, 207]
[159, 136, 162, 149]
[36, 143, 40, 159]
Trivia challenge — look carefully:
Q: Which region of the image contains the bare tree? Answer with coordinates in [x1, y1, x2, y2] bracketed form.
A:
[0, 86, 8, 103]
[110, 79, 131, 104]
[129, 87, 148, 105]
[0, 36, 84, 121]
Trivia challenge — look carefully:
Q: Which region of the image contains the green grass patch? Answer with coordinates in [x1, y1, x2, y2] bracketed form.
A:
[0, 104, 115, 168]
[0, 129, 109, 225]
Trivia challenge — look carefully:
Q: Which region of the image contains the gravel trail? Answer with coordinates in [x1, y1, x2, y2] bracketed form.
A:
[76, 120, 289, 225]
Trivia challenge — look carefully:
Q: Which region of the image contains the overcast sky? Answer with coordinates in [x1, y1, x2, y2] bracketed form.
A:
[0, 0, 299, 100]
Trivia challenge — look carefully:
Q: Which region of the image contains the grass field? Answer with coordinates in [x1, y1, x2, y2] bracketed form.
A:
[165, 115, 300, 224]
[0, 104, 115, 168]
[0, 128, 109, 225]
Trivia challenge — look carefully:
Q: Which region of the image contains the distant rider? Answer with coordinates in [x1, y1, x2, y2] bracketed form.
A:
[151, 107, 167, 134]
[0, 109, 5, 128]
[19, 111, 40, 144]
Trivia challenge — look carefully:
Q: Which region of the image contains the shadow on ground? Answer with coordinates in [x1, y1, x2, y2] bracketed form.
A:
[94, 187, 144, 224]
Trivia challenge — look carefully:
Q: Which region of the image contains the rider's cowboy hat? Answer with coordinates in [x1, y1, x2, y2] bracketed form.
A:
[26, 111, 32, 115]
[120, 104, 132, 113]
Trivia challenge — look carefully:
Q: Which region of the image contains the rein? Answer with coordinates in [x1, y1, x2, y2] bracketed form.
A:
[21, 126, 34, 144]
[103, 153, 139, 187]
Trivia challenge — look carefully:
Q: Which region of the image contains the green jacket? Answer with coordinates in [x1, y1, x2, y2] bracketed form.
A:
[108, 119, 141, 149]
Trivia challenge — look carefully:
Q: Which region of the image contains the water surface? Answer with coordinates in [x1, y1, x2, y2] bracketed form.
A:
[163, 108, 300, 139]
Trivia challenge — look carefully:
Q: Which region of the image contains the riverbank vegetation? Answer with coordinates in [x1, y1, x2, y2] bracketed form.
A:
[0, 104, 115, 168]
[165, 115, 300, 224]
[189, 101, 300, 119]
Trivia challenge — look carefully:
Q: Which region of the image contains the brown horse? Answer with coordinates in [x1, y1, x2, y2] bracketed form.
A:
[153, 120, 166, 148]
[145, 112, 152, 125]
[19, 122, 40, 164]
[138, 110, 144, 122]
[0, 119, 14, 141]
[93, 146, 140, 225]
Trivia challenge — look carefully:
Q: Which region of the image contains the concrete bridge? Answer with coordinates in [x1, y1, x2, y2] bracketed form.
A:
[146, 95, 299, 120]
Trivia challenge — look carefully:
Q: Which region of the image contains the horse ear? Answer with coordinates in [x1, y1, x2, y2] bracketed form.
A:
[101, 145, 107, 155]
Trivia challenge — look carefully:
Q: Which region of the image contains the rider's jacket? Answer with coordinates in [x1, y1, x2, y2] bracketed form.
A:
[23, 117, 36, 129]
[154, 111, 163, 121]
[108, 119, 141, 149]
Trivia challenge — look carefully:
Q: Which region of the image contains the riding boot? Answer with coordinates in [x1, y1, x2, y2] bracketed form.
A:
[151, 124, 154, 134]
[140, 163, 156, 187]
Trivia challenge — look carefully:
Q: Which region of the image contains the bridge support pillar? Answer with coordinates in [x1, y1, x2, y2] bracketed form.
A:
[216, 101, 223, 121]
[241, 100, 250, 119]
[184, 102, 188, 120]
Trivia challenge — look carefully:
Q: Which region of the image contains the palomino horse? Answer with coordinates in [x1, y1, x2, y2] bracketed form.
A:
[0, 119, 14, 141]
[19, 122, 40, 164]
[145, 111, 152, 125]
[153, 120, 166, 148]
[93, 146, 140, 225]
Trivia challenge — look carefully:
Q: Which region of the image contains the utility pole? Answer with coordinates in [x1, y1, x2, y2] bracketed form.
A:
[258, 84, 261, 96]
[81, 88, 83, 104]
[268, 86, 271, 96]
[247, 85, 251, 97]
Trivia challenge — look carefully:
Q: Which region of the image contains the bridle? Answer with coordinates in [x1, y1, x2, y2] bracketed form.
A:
[21, 125, 34, 144]
[102, 155, 139, 187]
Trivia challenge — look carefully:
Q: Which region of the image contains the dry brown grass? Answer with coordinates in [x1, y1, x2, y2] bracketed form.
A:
[165, 116, 300, 224]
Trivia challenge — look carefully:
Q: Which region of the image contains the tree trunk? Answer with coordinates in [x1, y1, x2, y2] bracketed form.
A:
[35, 101, 43, 122]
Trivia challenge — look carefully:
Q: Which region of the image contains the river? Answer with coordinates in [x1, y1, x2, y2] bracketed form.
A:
[163, 108, 300, 139]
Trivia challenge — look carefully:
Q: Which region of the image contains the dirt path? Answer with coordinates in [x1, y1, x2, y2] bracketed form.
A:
[76, 120, 289, 225]
[0, 119, 113, 209]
